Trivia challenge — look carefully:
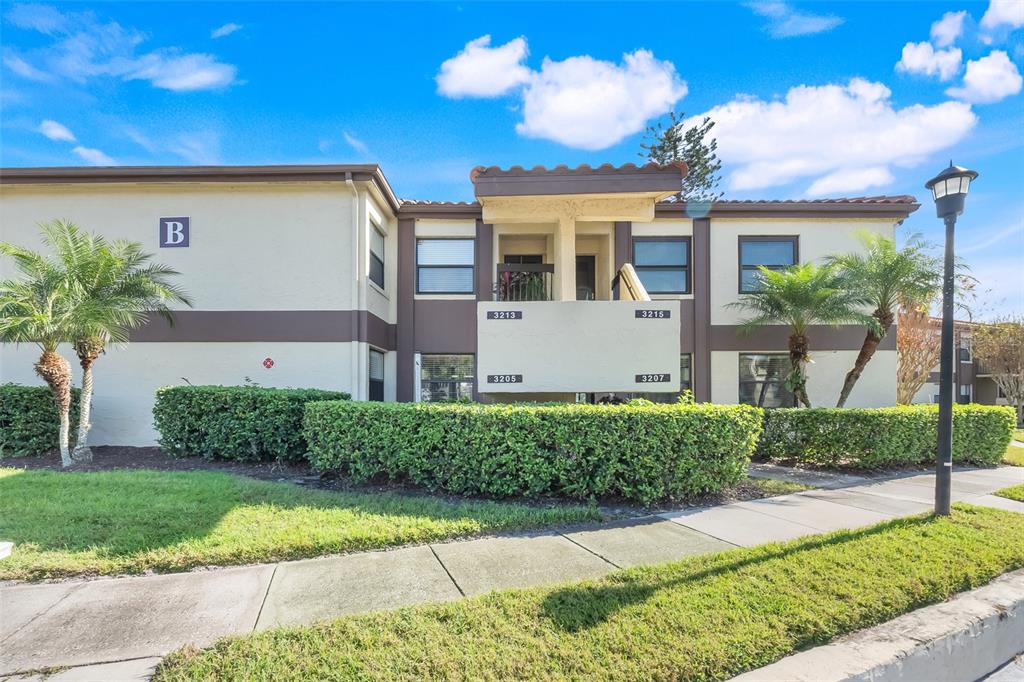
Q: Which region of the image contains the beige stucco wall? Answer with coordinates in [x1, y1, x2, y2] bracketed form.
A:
[0, 182, 362, 310]
[710, 349, 898, 407]
[709, 218, 897, 325]
[0, 341, 359, 446]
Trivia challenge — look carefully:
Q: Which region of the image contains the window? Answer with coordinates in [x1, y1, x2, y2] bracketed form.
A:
[420, 354, 474, 402]
[368, 349, 385, 401]
[958, 336, 972, 362]
[417, 239, 475, 294]
[632, 238, 690, 294]
[630, 354, 692, 403]
[369, 226, 385, 290]
[738, 353, 796, 407]
[958, 384, 971, 404]
[739, 237, 798, 293]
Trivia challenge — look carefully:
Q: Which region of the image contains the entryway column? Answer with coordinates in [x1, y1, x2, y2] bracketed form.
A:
[553, 215, 577, 301]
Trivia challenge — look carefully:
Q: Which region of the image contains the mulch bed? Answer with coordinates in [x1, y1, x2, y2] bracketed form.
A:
[3, 447, 800, 516]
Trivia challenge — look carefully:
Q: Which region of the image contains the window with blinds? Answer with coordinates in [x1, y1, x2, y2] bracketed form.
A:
[370, 226, 385, 290]
[369, 349, 385, 401]
[420, 354, 474, 402]
[416, 239, 475, 294]
[738, 353, 795, 407]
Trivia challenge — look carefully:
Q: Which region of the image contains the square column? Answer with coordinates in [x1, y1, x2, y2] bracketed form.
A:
[553, 215, 577, 301]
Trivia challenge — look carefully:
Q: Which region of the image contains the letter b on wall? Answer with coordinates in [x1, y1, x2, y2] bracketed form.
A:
[160, 217, 190, 248]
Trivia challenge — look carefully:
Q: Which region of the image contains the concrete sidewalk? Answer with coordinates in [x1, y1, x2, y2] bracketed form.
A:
[2, 465, 1022, 681]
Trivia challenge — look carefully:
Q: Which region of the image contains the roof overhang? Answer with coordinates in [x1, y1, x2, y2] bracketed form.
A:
[0, 164, 402, 214]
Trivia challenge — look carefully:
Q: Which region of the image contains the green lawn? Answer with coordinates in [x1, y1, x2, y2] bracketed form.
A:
[1014, 428, 1024, 442]
[995, 484, 1024, 502]
[1004, 441, 1024, 466]
[156, 506, 1024, 682]
[0, 468, 599, 581]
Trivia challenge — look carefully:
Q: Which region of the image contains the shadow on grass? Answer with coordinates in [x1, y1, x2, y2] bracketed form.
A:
[541, 514, 934, 632]
[0, 466, 587, 559]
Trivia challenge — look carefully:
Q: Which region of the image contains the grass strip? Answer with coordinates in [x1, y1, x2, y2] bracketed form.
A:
[995, 483, 1024, 502]
[1004, 441, 1024, 466]
[0, 468, 598, 581]
[156, 505, 1024, 682]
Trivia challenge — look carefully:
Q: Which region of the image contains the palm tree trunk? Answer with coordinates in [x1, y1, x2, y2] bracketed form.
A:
[34, 350, 73, 467]
[72, 358, 95, 463]
[788, 333, 812, 408]
[836, 309, 895, 408]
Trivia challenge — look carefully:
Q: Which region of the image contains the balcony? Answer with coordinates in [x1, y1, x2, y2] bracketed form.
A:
[494, 263, 553, 302]
[476, 298, 680, 394]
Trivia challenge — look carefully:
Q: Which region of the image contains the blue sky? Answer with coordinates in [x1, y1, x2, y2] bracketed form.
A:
[2, 1, 1022, 317]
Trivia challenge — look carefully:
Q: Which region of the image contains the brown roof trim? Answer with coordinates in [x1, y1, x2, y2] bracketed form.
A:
[655, 196, 920, 219]
[471, 162, 688, 199]
[0, 164, 402, 213]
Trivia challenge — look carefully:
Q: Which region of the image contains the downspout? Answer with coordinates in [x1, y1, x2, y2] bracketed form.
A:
[345, 172, 363, 399]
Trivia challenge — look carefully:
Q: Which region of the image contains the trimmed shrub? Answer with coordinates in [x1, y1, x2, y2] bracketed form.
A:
[0, 383, 80, 458]
[303, 401, 763, 504]
[154, 386, 350, 461]
[756, 404, 1015, 468]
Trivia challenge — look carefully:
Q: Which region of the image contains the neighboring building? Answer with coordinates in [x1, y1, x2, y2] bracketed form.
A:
[0, 163, 919, 445]
[910, 318, 1012, 407]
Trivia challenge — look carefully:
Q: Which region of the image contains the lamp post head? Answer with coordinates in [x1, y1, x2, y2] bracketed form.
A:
[925, 162, 978, 219]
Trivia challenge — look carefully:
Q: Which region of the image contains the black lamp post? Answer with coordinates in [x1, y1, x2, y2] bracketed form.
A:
[925, 162, 978, 516]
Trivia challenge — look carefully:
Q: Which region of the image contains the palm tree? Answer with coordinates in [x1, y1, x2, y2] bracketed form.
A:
[827, 233, 940, 407]
[51, 224, 192, 462]
[729, 263, 879, 408]
[0, 224, 80, 466]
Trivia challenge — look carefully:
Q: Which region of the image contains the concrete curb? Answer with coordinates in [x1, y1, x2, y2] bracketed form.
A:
[731, 568, 1024, 682]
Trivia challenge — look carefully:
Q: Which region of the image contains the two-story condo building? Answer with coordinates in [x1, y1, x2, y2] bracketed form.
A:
[0, 162, 919, 445]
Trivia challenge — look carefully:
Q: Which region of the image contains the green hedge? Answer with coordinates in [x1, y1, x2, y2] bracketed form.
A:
[756, 404, 1015, 468]
[154, 386, 350, 461]
[303, 401, 763, 504]
[0, 384, 80, 458]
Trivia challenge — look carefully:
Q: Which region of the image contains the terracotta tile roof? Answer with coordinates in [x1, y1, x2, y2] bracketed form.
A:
[684, 195, 918, 206]
[399, 199, 480, 207]
[471, 161, 687, 181]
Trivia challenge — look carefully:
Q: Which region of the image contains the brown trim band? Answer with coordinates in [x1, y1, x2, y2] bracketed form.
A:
[692, 218, 711, 402]
[396, 218, 417, 401]
[129, 310, 397, 348]
[710, 325, 895, 351]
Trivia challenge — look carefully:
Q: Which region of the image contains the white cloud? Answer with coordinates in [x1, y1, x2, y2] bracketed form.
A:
[38, 119, 76, 142]
[6, 3, 68, 34]
[128, 52, 236, 91]
[211, 22, 242, 39]
[72, 145, 114, 165]
[930, 10, 967, 47]
[516, 50, 687, 150]
[692, 78, 978, 196]
[746, 1, 844, 38]
[169, 131, 221, 164]
[343, 131, 369, 155]
[3, 52, 54, 81]
[3, 4, 237, 92]
[436, 37, 686, 150]
[896, 41, 962, 81]
[946, 51, 1023, 103]
[436, 35, 530, 98]
[980, 0, 1024, 32]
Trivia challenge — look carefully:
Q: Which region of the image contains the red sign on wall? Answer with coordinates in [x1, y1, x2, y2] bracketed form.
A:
[263, 357, 274, 369]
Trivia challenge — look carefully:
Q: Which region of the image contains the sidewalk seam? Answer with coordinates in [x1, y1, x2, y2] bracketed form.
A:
[252, 564, 279, 631]
[558, 533, 622, 570]
[0, 581, 87, 646]
[428, 545, 465, 597]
